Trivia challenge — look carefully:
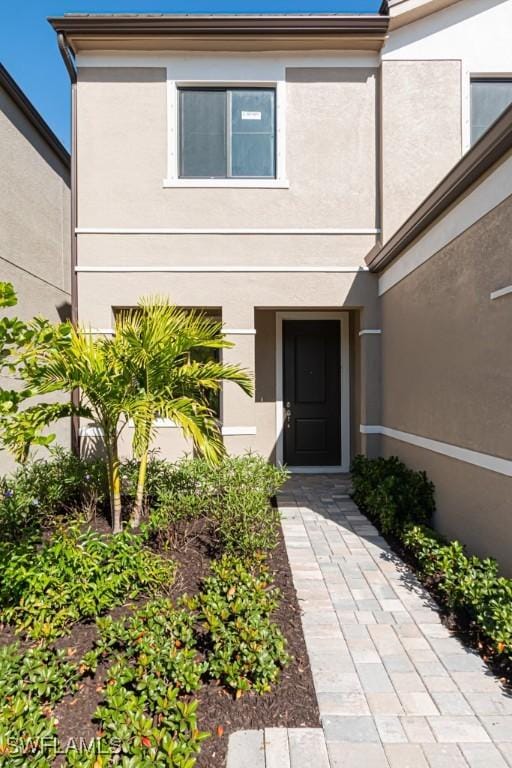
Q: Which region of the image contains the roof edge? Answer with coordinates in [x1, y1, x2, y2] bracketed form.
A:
[0, 63, 70, 168]
[48, 14, 389, 38]
[367, 103, 512, 273]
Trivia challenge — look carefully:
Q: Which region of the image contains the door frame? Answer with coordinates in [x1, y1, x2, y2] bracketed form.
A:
[275, 311, 350, 473]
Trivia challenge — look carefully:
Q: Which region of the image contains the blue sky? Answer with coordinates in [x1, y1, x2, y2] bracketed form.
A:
[0, 1, 379, 149]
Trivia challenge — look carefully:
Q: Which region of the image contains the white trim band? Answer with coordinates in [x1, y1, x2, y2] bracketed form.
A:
[79, 427, 104, 437]
[490, 285, 512, 301]
[359, 329, 382, 336]
[76, 266, 369, 274]
[162, 179, 290, 189]
[221, 426, 257, 436]
[76, 227, 381, 236]
[81, 327, 256, 337]
[360, 425, 512, 478]
[81, 423, 257, 436]
[128, 418, 178, 429]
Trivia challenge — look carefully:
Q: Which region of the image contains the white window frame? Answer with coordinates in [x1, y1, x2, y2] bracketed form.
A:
[462, 70, 512, 152]
[164, 79, 288, 189]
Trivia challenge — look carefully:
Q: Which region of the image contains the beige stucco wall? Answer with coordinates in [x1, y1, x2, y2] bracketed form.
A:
[74, 59, 383, 465]
[76, 270, 380, 462]
[0, 81, 71, 474]
[380, 192, 512, 572]
[380, 60, 462, 241]
[76, 65, 378, 233]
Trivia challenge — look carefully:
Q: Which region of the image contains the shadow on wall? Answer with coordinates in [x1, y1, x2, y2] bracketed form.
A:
[383, 0, 508, 55]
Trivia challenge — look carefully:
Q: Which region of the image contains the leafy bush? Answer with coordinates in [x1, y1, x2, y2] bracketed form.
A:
[66, 600, 209, 767]
[212, 456, 287, 556]
[0, 525, 175, 640]
[0, 643, 80, 767]
[404, 525, 512, 659]
[147, 455, 288, 557]
[351, 454, 435, 535]
[145, 458, 213, 546]
[89, 599, 207, 694]
[13, 448, 107, 515]
[184, 555, 290, 695]
[65, 691, 206, 768]
[352, 456, 512, 663]
[0, 449, 108, 545]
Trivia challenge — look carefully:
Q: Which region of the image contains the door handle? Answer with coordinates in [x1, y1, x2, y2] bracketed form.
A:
[284, 402, 292, 429]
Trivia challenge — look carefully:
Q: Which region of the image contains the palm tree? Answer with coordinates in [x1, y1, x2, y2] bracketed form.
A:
[113, 298, 253, 527]
[15, 327, 139, 533]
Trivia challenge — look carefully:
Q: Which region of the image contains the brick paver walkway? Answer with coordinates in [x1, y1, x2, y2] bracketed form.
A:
[227, 474, 512, 768]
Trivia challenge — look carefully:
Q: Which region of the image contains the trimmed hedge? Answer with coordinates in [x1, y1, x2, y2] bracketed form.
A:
[351, 454, 435, 535]
[351, 455, 512, 662]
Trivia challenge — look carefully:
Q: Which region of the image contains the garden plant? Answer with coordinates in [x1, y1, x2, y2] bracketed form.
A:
[0, 451, 292, 767]
[351, 455, 512, 665]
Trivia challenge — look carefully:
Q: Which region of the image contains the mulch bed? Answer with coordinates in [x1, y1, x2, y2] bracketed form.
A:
[193, 525, 320, 767]
[3, 514, 319, 768]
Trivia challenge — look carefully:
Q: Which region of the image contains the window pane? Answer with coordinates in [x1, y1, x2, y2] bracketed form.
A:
[471, 80, 512, 144]
[180, 90, 226, 178]
[230, 90, 276, 178]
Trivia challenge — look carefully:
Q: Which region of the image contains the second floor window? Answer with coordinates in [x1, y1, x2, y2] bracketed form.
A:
[471, 78, 512, 144]
[179, 87, 276, 179]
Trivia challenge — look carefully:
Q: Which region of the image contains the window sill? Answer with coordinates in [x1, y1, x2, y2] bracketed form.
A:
[163, 178, 290, 189]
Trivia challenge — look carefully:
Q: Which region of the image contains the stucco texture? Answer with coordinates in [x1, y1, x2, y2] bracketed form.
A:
[380, 192, 512, 571]
[380, 59, 462, 241]
[76, 66, 378, 233]
[0, 81, 71, 474]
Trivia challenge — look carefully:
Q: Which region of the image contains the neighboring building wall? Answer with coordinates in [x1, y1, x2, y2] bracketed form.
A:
[377, 155, 512, 573]
[381, 0, 512, 240]
[0, 71, 71, 473]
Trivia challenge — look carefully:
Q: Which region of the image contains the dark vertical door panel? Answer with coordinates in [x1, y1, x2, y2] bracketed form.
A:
[283, 320, 341, 466]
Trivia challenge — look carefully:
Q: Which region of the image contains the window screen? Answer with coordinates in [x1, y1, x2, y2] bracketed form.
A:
[471, 79, 512, 144]
[179, 87, 276, 179]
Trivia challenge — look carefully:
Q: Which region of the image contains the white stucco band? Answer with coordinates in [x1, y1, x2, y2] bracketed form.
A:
[360, 425, 512, 477]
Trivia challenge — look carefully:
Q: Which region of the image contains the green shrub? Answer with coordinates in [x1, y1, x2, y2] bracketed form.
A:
[90, 599, 207, 694]
[352, 456, 512, 662]
[147, 455, 288, 557]
[145, 458, 214, 547]
[184, 555, 290, 695]
[66, 600, 209, 767]
[65, 691, 206, 768]
[0, 525, 176, 640]
[404, 525, 512, 659]
[15, 448, 107, 514]
[0, 449, 108, 546]
[212, 456, 287, 556]
[351, 454, 435, 535]
[0, 643, 80, 766]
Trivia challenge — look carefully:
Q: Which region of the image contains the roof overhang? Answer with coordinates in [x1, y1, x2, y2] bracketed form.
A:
[0, 64, 69, 167]
[367, 103, 512, 273]
[384, 0, 463, 30]
[48, 14, 389, 54]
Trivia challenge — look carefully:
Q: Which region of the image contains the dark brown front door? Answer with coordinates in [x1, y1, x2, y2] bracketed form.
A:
[283, 319, 341, 467]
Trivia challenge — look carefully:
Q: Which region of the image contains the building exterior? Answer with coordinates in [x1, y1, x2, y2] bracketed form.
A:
[368, 104, 512, 573]
[50, 0, 511, 567]
[0, 64, 71, 472]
